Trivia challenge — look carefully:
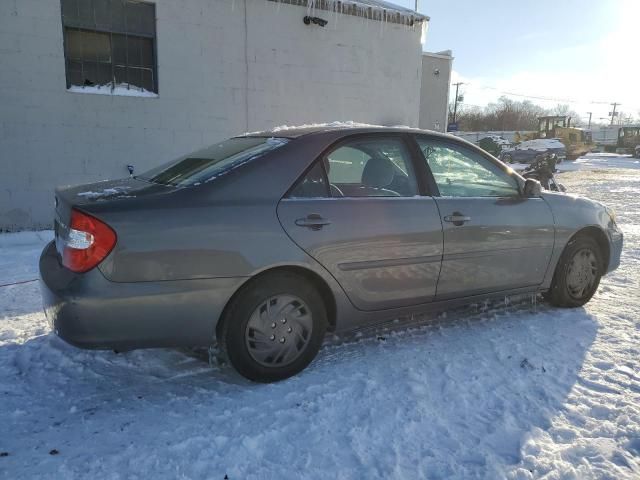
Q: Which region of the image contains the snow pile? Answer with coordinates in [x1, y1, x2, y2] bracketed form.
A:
[76, 186, 133, 200]
[1, 162, 640, 478]
[502, 138, 566, 155]
[518, 138, 566, 150]
[244, 120, 386, 136]
[247, 121, 446, 136]
[480, 134, 511, 146]
[272, 120, 384, 132]
[67, 83, 158, 98]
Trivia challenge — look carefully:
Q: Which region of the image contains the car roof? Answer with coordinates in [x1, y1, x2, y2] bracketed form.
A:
[242, 124, 458, 141]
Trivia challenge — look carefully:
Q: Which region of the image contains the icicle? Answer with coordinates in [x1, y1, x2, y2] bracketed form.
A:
[420, 18, 428, 45]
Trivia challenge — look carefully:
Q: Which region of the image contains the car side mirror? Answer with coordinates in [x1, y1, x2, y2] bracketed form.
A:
[523, 178, 542, 197]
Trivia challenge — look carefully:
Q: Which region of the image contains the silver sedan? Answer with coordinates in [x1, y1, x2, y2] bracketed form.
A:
[40, 126, 623, 382]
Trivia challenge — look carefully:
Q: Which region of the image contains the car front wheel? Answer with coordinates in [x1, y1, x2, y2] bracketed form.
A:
[219, 272, 327, 382]
[546, 235, 604, 308]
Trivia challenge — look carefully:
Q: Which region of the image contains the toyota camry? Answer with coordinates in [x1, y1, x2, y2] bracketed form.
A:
[40, 126, 623, 382]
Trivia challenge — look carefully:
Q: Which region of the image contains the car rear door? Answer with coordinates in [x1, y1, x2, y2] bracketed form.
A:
[277, 134, 443, 311]
[413, 135, 555, 299]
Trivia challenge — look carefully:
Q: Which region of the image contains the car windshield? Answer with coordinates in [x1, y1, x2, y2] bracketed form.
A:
[137, 136, 289, 187]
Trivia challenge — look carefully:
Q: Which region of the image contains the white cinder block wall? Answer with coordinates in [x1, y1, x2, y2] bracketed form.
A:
[419, 51, 452, 133]
[0, 0, 424, 230]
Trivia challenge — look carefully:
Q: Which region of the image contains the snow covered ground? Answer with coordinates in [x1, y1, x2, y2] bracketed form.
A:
[1, 156, 639, 479]
[509, 153, 640, 174]
[557, 153, 640, 172]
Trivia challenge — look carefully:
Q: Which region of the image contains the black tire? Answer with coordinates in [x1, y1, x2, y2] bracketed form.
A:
[503, 154, 513, 163]
[219, 272, 327, 382]
[546, 235, 604, 308]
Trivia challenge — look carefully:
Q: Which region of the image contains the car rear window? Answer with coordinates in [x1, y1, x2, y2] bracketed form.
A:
[137, 137, 289, 187]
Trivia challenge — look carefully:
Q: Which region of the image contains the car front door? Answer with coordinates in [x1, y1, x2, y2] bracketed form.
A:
[413, 135, 555, 299]
[277, 135, 443, 311]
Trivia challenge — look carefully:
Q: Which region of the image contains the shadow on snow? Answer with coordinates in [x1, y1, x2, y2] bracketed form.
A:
[0, 298, 598, 478]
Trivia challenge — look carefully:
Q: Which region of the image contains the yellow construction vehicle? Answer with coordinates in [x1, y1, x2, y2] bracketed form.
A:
[537, 116, 594, 159]
[617, 126, 640, 154]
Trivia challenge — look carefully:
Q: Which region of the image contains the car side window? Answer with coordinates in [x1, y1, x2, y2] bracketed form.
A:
[324, 137, 418, 197]
[288, 161, 329, 198]
[416, 138, 520, 198]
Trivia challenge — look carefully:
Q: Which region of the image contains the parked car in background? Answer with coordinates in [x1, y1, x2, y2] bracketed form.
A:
[500, 138, 567, 164]
[40, 126, 622, 382]
[478, 135, 510, 156]
[500, 146, 540, 164]
[525, 138, 567, 160]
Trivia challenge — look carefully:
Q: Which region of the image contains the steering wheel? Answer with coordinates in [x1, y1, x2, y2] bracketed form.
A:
[329, 183, 344, 197]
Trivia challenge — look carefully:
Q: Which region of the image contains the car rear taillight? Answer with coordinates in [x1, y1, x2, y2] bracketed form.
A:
[62, 209, 117, 273]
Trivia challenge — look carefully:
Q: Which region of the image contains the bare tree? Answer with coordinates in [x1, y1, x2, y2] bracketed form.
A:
[551, 104, 583, 126]
[453, 97, 548, 131]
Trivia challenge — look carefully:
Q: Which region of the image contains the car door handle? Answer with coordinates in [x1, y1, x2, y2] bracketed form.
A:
[443, 212, 471, 226]
[295, 214, 331, 230]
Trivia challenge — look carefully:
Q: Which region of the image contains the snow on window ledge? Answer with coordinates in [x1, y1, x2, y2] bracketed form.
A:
[67, 84, 158, 98]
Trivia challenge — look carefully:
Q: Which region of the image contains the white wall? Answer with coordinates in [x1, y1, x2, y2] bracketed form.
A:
[246, 1, 423, 129]
[418, 51, 452, 132]
[0, 0, 424, 230]
[590, 126, 620, 146]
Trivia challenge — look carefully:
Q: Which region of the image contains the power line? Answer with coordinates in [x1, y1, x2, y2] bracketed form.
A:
[481, 86, 611, 105]
[454, 80, 630, 107]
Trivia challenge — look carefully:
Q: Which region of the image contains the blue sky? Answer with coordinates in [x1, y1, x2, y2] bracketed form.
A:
[392, 0, 639, 123]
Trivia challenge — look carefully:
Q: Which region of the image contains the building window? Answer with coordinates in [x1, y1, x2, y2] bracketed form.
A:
[61, 0, 157, 95]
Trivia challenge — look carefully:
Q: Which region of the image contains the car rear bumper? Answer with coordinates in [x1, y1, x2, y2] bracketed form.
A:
[39, 241, 245, 350]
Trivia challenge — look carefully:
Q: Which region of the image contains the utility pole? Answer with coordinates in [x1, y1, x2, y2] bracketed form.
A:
[610, 103, 620, 126]
[586, 112, 593, 129]
[452, 82, 464, 124]
[415, 0, 418, 11]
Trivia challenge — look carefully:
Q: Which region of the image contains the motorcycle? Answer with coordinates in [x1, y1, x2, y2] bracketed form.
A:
[522, 153, 566, 192]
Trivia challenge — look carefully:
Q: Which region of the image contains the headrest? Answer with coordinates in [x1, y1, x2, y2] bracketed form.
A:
[361, 157, 394, 188]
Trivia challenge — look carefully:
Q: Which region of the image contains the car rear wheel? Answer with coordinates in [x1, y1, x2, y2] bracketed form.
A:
[546, 235, 603, 308]
[503, 154, 513, 163]
[219, 272, 327, 382]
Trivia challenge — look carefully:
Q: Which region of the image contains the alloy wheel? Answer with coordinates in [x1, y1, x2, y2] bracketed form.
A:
[566, 248, 599, 300]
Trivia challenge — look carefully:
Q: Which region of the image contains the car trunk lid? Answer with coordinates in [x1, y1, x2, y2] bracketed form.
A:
[53, 177, 172, 258]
